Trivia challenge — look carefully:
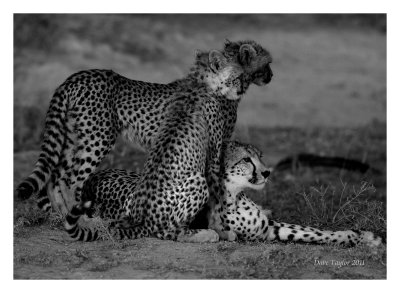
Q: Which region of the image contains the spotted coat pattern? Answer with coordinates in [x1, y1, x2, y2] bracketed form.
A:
[210, 141, 382, 247]
[64, 50, 251, 242]
[16, 40, 273, 216]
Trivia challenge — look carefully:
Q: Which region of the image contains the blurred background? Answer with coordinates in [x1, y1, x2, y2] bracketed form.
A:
[14, 14, 386, 235]
[14, 14, 386, 150]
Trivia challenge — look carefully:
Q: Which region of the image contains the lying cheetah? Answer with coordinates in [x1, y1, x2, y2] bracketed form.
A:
[209, 141, 382, 247]
[65, 141, 381, 247]
[17, 40, 273, 215]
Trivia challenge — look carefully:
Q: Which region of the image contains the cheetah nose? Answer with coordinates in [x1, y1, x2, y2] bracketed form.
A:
[264, 73, 272, 83]
[261, 170, 270, 178]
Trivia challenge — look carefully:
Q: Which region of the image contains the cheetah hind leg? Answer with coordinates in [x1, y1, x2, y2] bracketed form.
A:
[111, 219, 151, 240]
[113, 221, 220, 242]
[157, 228, 220, 243]
[34, 179, 71, 215]
[43, 115, 79, 215]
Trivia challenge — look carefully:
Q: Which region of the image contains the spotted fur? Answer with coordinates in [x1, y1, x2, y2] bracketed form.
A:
[17, 40, 273, 215]
[65, 50, 251, 242]
[64, 169, 140, 241]
[210, 141, 382, 247]
[64, 141, 259, 241]
[223, 39, 273, 85]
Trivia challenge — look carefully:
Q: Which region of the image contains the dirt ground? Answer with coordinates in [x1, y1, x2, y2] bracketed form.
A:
[13, 224, 386, 280]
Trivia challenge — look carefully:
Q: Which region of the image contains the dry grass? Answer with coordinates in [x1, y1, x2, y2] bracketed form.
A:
[299, 181, 386, 237]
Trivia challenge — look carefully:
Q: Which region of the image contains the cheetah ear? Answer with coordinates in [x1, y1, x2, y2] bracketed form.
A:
[194, 49, 209, 66]
[223, 39, 239, 50]
[208, 50, 227, 73]
[194, 49, 202, 59]
[239, 44, 257, 66]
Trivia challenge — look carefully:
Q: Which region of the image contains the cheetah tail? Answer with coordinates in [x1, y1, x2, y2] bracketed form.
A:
[65, 202, 150, 242]
[16, 87, 69, 200]
[64, 201, 100, 242]
[36, 188, 52, 212]
[266, 220, 382, 247]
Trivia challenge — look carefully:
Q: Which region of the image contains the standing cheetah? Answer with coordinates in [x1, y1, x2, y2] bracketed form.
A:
[17, 40, 273, 215]
[66, 49, 250, 242]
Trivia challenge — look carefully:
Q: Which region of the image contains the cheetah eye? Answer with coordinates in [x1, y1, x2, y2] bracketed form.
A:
[242, 157, 252, 163]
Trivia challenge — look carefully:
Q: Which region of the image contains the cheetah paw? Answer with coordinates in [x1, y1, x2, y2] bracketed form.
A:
[361, 231, 382, 247]
[216, 230, 237, 241]
[177, 229, 220, 243]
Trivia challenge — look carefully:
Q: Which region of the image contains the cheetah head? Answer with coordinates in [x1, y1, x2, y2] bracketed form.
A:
[222, 141, 271, 194]
[195, 50, 249, 100]
[223, 40, 273, 86]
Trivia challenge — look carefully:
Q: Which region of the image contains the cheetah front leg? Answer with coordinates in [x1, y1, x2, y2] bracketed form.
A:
[175, 173, 220, 243]
[113, 223, 219, 242]
[206, 165, 238, 241]
[154, 228, 219, 243]
[155, 173, 220, 243]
